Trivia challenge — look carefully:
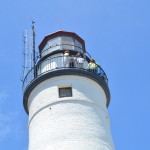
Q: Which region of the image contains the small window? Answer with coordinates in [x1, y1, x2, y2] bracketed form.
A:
[59, 87, 72, 98]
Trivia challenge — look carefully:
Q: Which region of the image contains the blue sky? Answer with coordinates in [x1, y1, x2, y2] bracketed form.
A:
[0, 0, 150, 149]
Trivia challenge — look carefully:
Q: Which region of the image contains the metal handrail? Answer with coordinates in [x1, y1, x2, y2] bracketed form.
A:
[22, 55, 108, 91]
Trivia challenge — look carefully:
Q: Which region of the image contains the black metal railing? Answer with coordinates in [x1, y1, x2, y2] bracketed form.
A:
[22, 56, 108, 91]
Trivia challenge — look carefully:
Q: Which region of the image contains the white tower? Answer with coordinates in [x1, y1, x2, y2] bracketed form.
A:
[23, 31, 115, 150]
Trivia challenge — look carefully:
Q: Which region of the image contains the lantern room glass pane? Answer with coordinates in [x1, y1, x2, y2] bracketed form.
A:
[74, 39, 83, 53]
[48, 37, 61, 47]
[62, 36, 74, 50]
[41, 37, 61, 57]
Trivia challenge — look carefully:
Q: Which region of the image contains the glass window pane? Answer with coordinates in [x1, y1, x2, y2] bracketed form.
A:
[62, 36, 73, 45]
[59, 87, 72, 98]
[74, 39, 83, 53]
[62, 36, 74, 50]
[41, 37, 61, 57]
[48, 37, 61, 47]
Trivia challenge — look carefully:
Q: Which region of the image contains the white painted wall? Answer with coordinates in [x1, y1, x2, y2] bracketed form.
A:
[28, 75, 115, 150]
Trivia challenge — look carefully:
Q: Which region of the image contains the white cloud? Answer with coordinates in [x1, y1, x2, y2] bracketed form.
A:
[0, 90, 8, 105]
[0, 126, 11, 141]
[0, 113, 10, 123]
[0, 90, 17, 141]
[0, 112, 11, 141]
[0, 90, 26, 143]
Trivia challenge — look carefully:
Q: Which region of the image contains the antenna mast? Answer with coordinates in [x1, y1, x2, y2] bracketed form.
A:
[21, 22, 37, 84]
[32, 21, 36, 68]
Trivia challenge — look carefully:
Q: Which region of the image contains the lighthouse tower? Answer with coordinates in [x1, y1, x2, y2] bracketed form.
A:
[22, 30, 115, 150]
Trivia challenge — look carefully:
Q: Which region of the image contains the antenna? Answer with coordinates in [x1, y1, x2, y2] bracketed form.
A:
[21, 21, 38, 84]
[21, 30, 33, 82]
[32, 21, 36, 68]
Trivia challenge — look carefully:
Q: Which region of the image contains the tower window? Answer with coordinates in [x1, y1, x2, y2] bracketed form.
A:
[59, 87, 72, 98]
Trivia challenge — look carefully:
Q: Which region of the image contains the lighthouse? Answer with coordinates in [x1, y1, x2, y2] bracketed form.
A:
[22, 30, 115, 150]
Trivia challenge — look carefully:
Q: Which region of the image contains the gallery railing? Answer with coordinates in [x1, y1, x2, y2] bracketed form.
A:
[22, 56, 108, 91]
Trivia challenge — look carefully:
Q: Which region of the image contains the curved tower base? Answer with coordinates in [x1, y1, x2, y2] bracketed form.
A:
[27, 75, 115, 150]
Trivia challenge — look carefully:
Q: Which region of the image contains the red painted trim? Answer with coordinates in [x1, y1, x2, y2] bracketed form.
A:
[38, 30, 85, 53]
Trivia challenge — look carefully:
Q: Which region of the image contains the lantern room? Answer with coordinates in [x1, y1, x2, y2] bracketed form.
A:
[39, 31, 86, 58]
